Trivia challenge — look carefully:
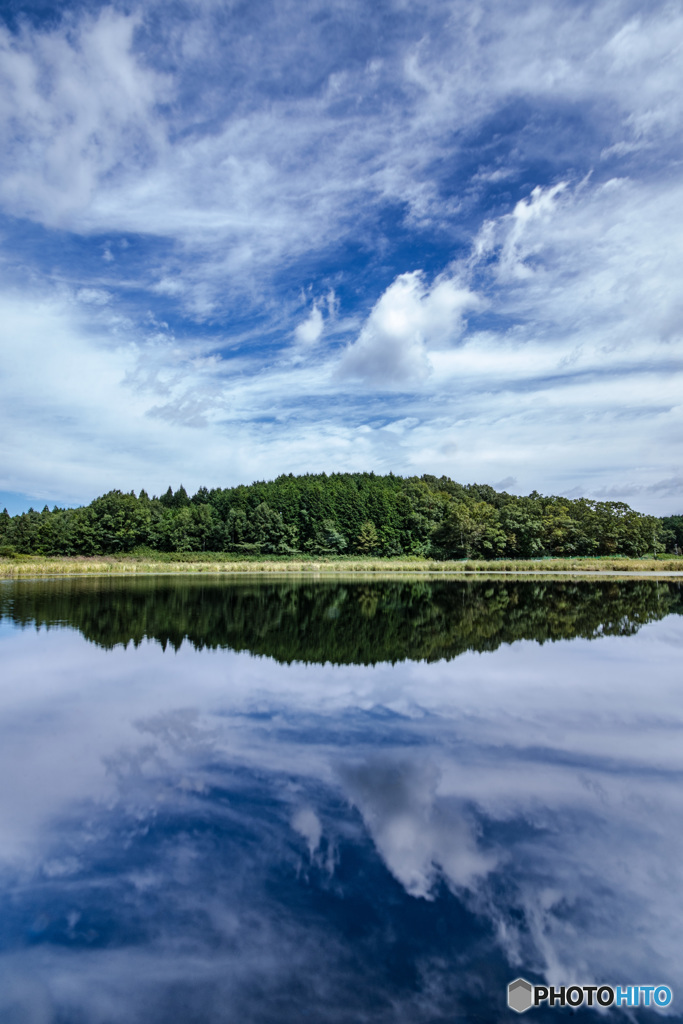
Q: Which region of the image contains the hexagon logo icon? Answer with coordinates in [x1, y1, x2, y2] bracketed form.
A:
[508, 978, 534, 1013]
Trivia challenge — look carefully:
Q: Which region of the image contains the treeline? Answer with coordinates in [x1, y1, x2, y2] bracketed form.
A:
[0, 473, 681, 559]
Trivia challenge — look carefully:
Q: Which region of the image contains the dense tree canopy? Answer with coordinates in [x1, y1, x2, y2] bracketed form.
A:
[0, 473, 676, 559]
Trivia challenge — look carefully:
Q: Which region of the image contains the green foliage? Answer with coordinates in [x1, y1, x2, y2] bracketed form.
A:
[432, 500, 507, 559]
[356, 520, 379, 554]
[660, 515, 683, 554]
[305, 518, 347, 555]
[0, 474, 672, 561]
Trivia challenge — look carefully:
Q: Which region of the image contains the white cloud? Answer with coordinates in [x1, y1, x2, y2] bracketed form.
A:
[152, 278, 186, 297]
[492, 183, 568, 282]
[338, 272, 480, 386]
[0, 9, 168, 225]
[76, 287, 111, 305]
[0, 287, 250, 502]
[294, 304, 324, 347]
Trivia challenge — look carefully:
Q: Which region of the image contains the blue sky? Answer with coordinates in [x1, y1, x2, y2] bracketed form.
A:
[1, 0, 682, 514]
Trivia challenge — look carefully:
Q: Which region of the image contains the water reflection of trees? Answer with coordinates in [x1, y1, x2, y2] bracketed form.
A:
[3, 577, 681, 664]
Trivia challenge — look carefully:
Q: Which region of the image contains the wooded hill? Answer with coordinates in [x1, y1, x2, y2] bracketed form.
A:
[1, 473, 681, 559]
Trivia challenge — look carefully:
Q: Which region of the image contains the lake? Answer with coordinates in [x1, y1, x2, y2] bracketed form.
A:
[1, 575, 682, 1022]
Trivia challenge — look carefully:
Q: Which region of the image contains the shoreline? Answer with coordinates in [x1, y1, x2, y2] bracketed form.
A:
[2, 555, 683, 579]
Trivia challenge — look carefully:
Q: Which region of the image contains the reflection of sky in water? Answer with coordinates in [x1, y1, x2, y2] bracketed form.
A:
[1, 609, 683, 1021]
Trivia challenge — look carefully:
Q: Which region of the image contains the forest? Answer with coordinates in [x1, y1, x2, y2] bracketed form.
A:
[0, 473, 681, 559]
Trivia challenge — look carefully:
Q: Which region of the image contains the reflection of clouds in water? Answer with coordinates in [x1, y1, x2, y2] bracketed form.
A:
[0, 618, 683, 1019]
[291, 806, 322, 858]
[336, 744, 683, 1001]
[0, 747, 499, 1022]
[340, 757, 496, 898]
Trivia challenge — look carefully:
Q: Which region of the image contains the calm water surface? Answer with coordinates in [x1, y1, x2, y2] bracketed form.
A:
[1, 576, 682, 1023]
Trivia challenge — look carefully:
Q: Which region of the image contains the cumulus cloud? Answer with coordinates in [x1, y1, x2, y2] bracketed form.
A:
[338, 272, 480, 386]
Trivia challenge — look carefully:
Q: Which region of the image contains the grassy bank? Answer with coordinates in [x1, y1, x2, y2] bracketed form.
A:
[1, 552, 683, 578]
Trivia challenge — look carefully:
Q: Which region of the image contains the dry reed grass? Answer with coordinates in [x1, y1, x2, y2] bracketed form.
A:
[1, 555, 682, 578]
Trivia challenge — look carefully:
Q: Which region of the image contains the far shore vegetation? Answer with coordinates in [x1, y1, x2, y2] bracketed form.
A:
[1, 473, 682, 575]
[2, 551, 683, 579]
